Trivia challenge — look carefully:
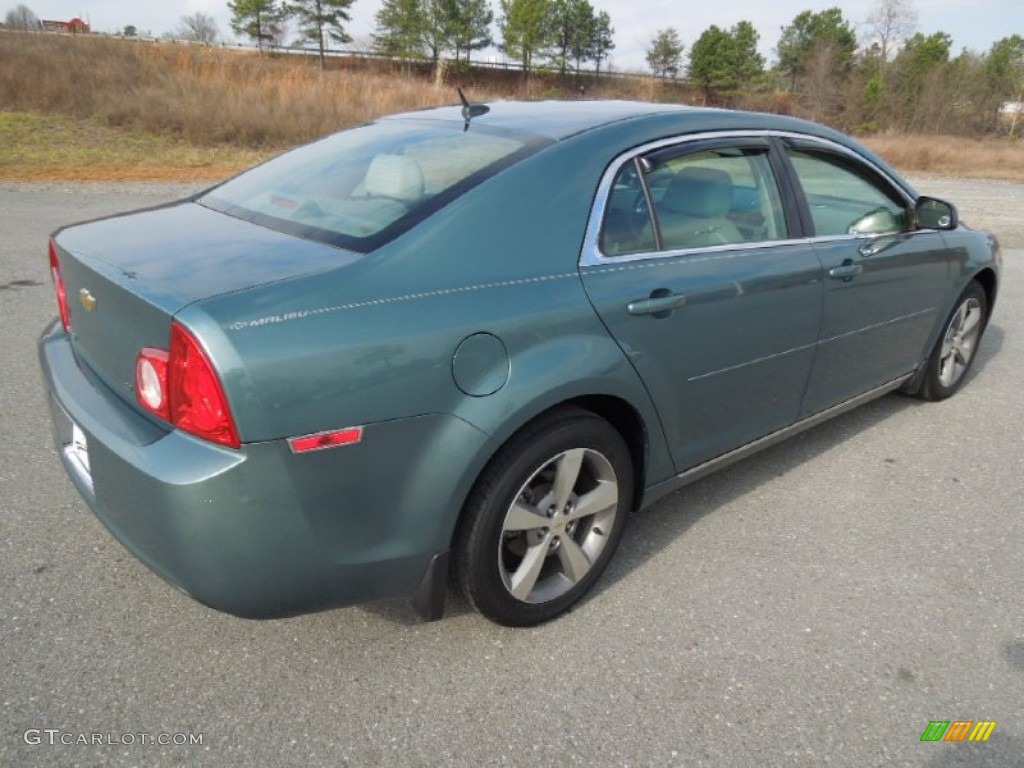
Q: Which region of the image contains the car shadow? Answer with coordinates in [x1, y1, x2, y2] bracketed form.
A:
[362, 324, 1005, 626]
[594, 394, 916, 596]
[589, 320, 1006, 607]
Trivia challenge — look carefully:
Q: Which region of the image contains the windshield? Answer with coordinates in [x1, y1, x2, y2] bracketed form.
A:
[200, 119, 547, 252]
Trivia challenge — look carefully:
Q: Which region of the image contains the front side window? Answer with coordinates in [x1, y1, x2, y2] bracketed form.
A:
[202, 120, 545, 252]
[787, 149, 908, 237]
[599, 144, 788, 256]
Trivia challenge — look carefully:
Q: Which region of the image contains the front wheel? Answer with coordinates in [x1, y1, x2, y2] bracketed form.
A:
[455, 408, 634, 627]
[917, 281, 988, 400]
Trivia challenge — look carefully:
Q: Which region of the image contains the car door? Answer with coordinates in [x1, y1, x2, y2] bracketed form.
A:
[580, 137, 823, 474]
[781, 141, 957, 414]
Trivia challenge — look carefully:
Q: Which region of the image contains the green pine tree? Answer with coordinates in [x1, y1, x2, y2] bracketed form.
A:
[285, 0, 356, 68]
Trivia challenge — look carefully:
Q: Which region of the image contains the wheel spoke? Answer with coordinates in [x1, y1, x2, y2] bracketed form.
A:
[952, 303, 968, 333]
[509, 535, 551, 600]
[504, 500, 550, 532]
[551, 449, 585, 512]
[938, 353, 954, 387]
[567, 479, 618, 521]
[556, 535, 592, 583]
[961, 304, 982, 335]
[960, 337, 976, 364]
[950, 358, 964, 384]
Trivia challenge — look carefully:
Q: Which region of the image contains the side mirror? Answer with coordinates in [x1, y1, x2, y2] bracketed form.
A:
[916, 197, 958, 231]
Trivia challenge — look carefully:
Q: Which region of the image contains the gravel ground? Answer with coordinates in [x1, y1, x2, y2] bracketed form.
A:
[908, 175, 1024, 248]
[1, 177, 1022, 767]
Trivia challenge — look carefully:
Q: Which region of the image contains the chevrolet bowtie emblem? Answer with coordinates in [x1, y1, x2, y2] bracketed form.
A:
[79, 288, 97, 311]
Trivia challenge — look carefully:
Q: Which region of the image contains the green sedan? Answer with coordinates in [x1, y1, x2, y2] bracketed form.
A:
[39, 100, 1001, 626]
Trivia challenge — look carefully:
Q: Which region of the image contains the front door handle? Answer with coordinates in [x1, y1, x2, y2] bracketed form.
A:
[627, 292, 687, 316]
[828, 262, 863, 281]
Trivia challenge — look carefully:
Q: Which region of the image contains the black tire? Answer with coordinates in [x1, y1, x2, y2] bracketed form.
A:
[917, 280, 988, 401]
[455, 407, 634, 627]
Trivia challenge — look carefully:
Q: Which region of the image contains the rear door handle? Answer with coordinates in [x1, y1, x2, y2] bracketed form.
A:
[627, 293, 687, 316]
[828, 263, 863, 281]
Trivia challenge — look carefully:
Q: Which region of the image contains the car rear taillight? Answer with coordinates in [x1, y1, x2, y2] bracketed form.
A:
[48, 239, 70, 332]
[134, 322, 240, 449]
[168, 324, 240, 448]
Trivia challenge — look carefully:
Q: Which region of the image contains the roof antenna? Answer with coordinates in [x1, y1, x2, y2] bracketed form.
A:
[457, 87, 489, 131]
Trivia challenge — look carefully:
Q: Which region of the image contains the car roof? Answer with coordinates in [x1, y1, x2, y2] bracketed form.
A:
[382, 100, 695, 141]
[383, 99, 854, 147]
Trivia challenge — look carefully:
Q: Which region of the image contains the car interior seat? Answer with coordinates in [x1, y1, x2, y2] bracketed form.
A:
[362, 154, 425, 203]
[657, 166, 744, 249]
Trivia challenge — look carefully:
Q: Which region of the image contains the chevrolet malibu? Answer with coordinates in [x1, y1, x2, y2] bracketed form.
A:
[39, 100, 1000, 626]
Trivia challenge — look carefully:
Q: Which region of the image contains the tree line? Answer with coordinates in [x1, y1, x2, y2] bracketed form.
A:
[220, 0, 616, 77]
[6, 0, 1021, 136]
[646, 0, 1023, 136]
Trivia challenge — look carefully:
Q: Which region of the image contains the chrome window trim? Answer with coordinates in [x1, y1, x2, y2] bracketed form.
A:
[579, 130, 918, 268]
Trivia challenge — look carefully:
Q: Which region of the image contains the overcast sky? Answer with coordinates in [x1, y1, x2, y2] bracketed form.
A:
[17, 0, 1024, 72]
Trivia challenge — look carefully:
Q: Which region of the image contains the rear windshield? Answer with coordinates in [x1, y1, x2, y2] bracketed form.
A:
[200, 119, 547, 252]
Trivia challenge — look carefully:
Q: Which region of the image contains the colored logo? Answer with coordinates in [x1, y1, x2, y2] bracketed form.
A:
[920, 721, 997, 742]
[79, 288, 97, 311]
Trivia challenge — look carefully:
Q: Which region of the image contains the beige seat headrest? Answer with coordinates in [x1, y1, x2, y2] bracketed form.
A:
[364, 154, 424, 202]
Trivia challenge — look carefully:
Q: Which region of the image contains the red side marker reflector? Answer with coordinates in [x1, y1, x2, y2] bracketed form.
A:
[288, 426, 364, 454]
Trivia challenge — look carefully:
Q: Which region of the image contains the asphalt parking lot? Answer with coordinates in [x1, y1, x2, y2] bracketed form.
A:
[1, 178, 1022, 767]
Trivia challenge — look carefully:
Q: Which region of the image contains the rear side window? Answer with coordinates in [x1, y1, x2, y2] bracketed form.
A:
[202, 120, 546, 252]
[600, 160, 657, 256]
[650, 149, 787, 251]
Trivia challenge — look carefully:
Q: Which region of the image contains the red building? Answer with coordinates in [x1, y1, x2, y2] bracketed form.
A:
[42, 18, 90, 33]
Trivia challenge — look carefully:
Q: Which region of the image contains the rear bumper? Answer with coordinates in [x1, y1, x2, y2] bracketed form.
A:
[38, 320, 487, 619]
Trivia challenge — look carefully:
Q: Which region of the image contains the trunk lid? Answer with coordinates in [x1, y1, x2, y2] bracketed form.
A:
[53, 200, 358, 401]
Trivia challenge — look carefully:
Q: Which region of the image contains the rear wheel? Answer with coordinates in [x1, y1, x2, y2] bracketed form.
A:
[918, 281, 988, 400]
[455, 408, 633, 627]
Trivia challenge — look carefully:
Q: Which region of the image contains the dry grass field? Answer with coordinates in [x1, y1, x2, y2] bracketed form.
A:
[1, 31, 1022, 181]
[0, 32, 472, 148]
[863, 134, 1024, 182]
[0, 111, 267, 181]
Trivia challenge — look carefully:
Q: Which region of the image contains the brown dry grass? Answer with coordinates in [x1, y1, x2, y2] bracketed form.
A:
[0, 32, 486, 149]
[0, 111, 268, 180]
[2, 31, 1023, 182]
[863, 134, 1024, 182]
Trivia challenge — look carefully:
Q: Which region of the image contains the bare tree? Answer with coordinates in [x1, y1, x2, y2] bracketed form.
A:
[177, 12, 219, 44]
[802, 44, 846, 122]
[866, 0, 917, 63]
[5, 3, 41, 30]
